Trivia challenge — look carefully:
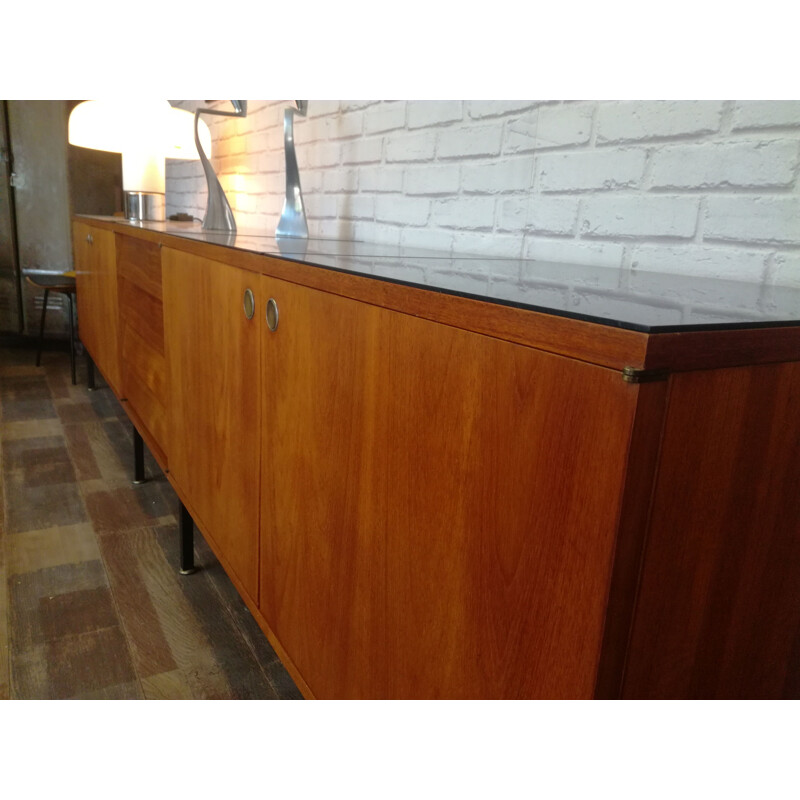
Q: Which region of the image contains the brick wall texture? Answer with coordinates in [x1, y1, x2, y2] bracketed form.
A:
[166, 100, 800, 284]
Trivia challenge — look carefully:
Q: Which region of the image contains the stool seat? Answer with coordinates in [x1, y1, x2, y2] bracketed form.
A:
[25, 272, 76, 292]
[25, 272, 78, 384]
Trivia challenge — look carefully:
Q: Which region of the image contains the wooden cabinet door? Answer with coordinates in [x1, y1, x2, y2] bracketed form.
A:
[73, 221, 121, 393]
[163, 249, 261, 602]
[260, 276, 639, 699]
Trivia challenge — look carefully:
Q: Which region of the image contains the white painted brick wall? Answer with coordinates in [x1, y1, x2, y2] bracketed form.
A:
[581, 195, 700, 239]
[437, 126, 504, 159]
[166, 100, 800, 287]
[407, 101, 463, 129]
[596, 101, 725, 144]
[536, 149, 647, 192]
[732, 101, 800, 131]
[704, 196, 800, 245]
[649, 140, 799, 189]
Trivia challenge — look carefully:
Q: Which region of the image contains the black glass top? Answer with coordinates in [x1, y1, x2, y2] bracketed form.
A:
[85, 217, 800, 333]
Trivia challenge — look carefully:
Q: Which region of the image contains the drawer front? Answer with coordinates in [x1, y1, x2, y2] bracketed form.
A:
[116, 233, 168, 466]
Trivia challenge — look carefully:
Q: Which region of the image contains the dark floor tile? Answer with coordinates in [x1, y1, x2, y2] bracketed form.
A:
[84, 486, 160, 534]
[56, 402, 100, 424]
[3, 436, 86, 532]
[71, 421, 129, 483]
[4, 473, 87, 533]
[43, 356, 75, 400]
[115, 527, 235, 700]
[131, 474, 175, 520]
[158, 525, 297, 700]
[266, 659, 305, 700]
[89, 387, 126, 420]
[0, 375, 56, 422]
[73, 680, 143, 700]
[45, 627, 138, 699]
[97, 531, 178, 678]
[149, 525, 277, 699]
[62, 424, 101, 480]
[2, 435, 66, 472]
[10, 644, 51, 698]
[9, 560, 110, 650]
[0, 346, 38, 368]
[101, 417, 134, 468]
[194, 534, 286, 669]
[39, 586, 118, 641]
[20, 445, 76, 487]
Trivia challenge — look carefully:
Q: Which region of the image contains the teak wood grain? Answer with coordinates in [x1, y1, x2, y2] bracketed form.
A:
[116, 235, 168, 463]
[73, 221, 121, 394]
[162, 248, 261, 603]
[622, 362, 800, 698]
[593, 380, 670, 699]
[73, 218, 800, 700]
[259, 276, 640, 698]
[644, 327, 800, 372]
[116, 232, 163, 301]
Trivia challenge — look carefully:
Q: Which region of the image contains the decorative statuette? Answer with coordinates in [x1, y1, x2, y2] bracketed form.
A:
[194, 101, 248, 232]
[276, 101, 309, 239]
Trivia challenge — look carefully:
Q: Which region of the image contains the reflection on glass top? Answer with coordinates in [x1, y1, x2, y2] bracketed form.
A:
[85, 216, 800, 333]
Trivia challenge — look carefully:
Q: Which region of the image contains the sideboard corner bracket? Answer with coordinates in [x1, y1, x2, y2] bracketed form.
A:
[622, 366, 670, 384]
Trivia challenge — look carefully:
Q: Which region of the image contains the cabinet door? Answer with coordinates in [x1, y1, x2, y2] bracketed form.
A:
[73, 221, 121, 393]
[163, 248, 261, 602]
[260, 276, 639, 699]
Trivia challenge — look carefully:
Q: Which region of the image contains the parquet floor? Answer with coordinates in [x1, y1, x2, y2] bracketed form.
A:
[0, 343, 301, 700]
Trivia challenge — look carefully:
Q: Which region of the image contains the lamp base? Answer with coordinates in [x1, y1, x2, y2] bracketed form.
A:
[124, 191, 165, 222]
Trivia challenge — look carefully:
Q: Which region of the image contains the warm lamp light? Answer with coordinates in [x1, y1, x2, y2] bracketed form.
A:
[68, 100, 212, 222]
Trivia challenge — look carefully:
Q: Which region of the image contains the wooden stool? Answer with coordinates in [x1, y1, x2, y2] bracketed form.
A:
[25, 271, 78, 385]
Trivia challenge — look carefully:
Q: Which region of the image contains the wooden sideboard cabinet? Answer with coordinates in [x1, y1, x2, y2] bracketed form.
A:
[71, 215, 800, 699]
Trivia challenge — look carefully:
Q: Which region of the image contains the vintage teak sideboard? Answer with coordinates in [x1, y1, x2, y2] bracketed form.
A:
[71, 215, 800, 699]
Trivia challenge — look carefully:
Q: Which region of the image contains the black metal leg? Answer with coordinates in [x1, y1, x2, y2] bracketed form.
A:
[35, 288, 49, 367]
[179, 500, 196, 575]
[132, 425, 146, 485]
[66, 291, 76, 385]
[86, 350, 95, 391]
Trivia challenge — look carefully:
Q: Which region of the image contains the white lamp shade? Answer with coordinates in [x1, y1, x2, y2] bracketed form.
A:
[68, 100, 213, 193]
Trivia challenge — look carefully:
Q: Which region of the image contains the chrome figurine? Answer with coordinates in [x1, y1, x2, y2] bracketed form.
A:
[194, 101, 247, 232]
[276, 101, 309, 239]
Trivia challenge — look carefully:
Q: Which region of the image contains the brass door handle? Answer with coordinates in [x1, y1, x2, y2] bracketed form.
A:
[266, 298, 279, 331]
[243, 288, 255, 320]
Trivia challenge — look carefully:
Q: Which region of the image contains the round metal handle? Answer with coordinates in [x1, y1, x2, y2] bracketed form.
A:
[266, 298, 279, 332]
[86, 234, 93, 244]
[243, 288, 255, 320]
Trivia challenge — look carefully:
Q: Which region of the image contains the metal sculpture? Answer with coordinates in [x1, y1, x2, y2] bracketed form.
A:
[194, 101, 248, 232]
[276, 101, 309, 239]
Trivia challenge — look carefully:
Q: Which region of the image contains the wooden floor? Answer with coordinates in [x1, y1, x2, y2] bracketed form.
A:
[0, 343, 302, 700]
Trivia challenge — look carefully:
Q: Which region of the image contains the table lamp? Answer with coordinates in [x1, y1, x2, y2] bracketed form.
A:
[68, 100, 212, 222]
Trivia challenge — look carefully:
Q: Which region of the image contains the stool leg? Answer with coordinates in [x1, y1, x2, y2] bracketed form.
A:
[36, 288, 49, 367]
[66, 292, 76, 385]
